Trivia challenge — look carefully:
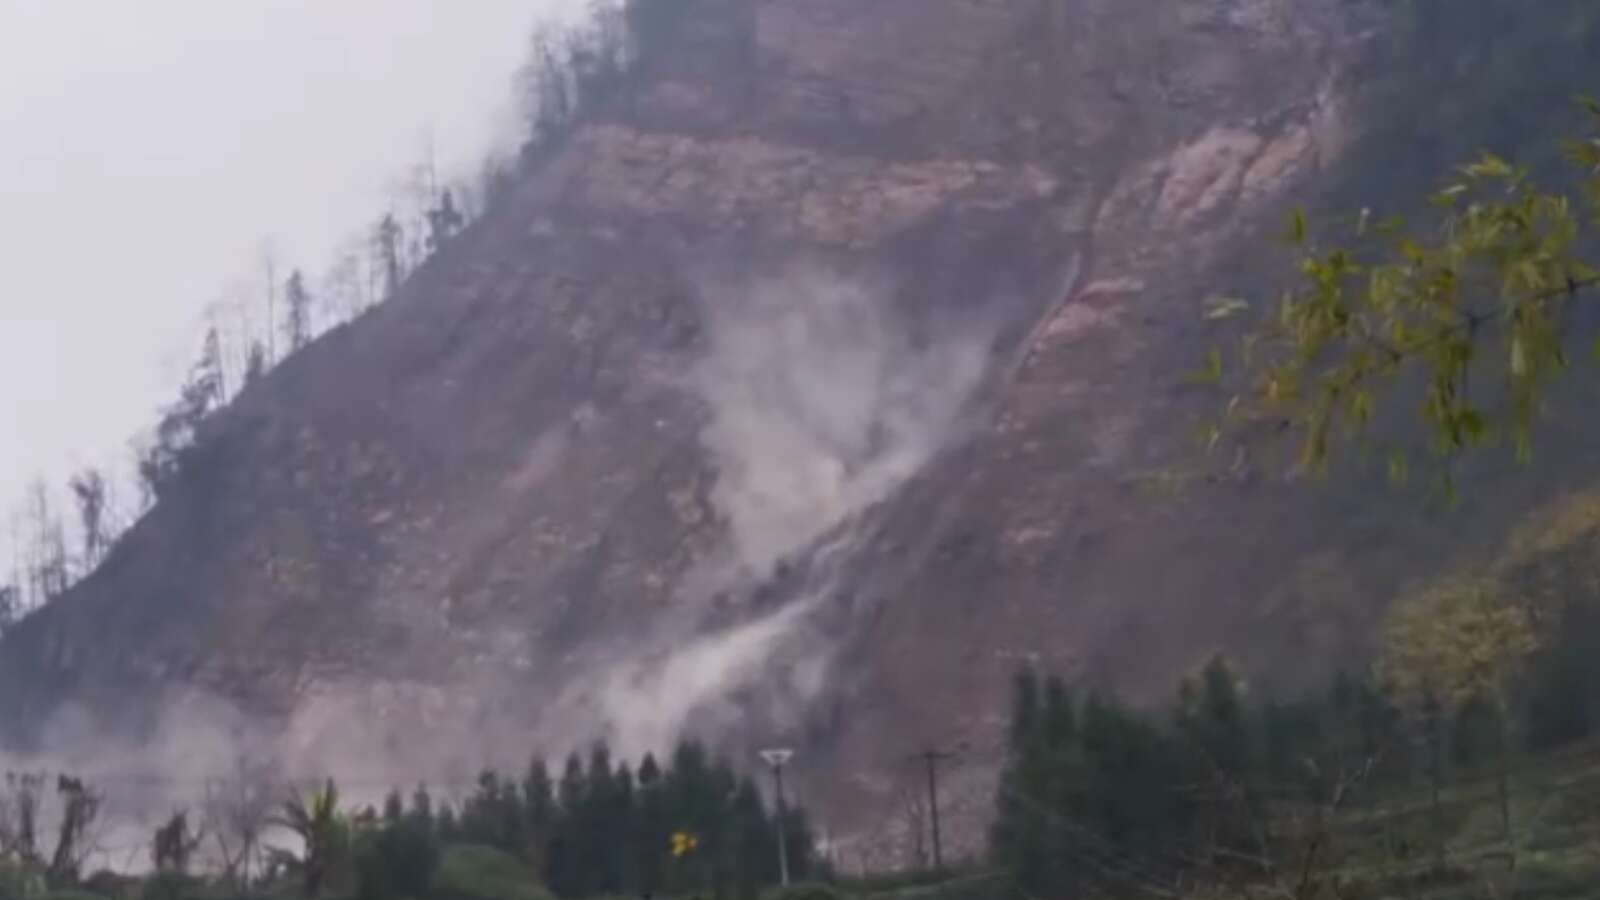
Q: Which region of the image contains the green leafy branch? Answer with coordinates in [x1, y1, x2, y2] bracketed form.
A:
[1201, 99, 1600, 497]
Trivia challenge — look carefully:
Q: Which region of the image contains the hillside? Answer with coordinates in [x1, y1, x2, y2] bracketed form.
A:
[7, 0, 1600, 859]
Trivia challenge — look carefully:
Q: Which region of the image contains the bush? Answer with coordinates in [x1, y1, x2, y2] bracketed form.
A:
[762, 884, 843, 900]
[433, 845, 554, 900]
[82, 871, 138, 900]
[139, 873, 202, 900]
[0, 860, 47, 899]
[356, 820, 440, 900]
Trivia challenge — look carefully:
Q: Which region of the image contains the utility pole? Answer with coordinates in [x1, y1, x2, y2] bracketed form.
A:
[915, 749, 955, 872]
[760, 748, 794, 887]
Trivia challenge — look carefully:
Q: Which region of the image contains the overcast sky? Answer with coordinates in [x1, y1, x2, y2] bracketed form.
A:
[0, 0, 581, 535]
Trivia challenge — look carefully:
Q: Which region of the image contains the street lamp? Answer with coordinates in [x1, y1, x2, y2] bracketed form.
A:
[760, 748, 794, 887]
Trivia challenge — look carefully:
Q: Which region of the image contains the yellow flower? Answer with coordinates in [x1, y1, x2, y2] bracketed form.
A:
[671, 831, 700, 858]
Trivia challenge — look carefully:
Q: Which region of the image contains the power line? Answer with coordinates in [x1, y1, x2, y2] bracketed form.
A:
[907, 748, 957, 872]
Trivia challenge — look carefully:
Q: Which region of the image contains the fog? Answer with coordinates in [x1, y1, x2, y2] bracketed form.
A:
[0, 4, 1005, 862]
[0, 263, 999, 868]
[564, 264, 996, 760]
[0, 0, 583, 526]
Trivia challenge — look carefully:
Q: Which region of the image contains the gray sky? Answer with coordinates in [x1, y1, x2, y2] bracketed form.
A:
[0, 0, 579, 534]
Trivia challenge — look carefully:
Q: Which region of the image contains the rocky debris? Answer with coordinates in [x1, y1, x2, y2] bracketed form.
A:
[554, 125, 1058, 248]
[0, 0, 1465, 856]
[753, 0, 1024, 133]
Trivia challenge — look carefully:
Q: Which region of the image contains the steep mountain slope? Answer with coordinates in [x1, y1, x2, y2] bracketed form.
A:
[8, 0, 1600, 859]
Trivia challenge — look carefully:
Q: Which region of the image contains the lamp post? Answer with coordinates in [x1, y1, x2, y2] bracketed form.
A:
[760, 748, 794, 887]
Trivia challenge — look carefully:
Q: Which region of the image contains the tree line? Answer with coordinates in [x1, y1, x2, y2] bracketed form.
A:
[990, 575, 1600, 898]
[0, 737, 820, 900]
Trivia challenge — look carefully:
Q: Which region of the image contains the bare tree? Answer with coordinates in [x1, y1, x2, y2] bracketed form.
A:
[244, 341, 267, 387]
[0, 583, 19, 635]
[204, 755, 278, 888]
[209, 280, 263, 399]
[48, 775, 102, 881]
[284, 270, 313, 352]
[375, 214, 404, 302]
[260, 241, 279, 366]
[197, 326, 227, 410]
[519, 25, 576, 150]
[0, 772, 44, 860]
[322, 241, 371, 326]
[68, 468, 109, 570]
[151, 810, 205, 874]
[426, 190, 465, 254]
[0, 774, 104, 880]
[22, 481, 70, 604]
[138, 332, 229, 501]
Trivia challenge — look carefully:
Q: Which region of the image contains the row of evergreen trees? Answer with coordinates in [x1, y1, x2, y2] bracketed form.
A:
[990, 635, 1600, 898]
[367, 740, 817, 900]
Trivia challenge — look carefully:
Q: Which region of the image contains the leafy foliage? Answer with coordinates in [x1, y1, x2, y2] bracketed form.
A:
[341, 741, 818, 900]
[1382, 576, 1538, 711]
[433, 845, 553, 900]
[355, 815, 441, 900]
[270, 780, 352, 899]
[1209, 126, 1600, 494]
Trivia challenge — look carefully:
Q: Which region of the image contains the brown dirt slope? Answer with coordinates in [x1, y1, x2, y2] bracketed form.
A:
[7, 0, 1600, 856]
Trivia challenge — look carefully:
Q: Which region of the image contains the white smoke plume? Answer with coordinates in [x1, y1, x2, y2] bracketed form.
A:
[0, 265, 998, 865]
[690, 265, 992, 576]
[585, 263, 996, 756]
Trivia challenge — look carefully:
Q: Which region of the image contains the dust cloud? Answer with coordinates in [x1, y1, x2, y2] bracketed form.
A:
[584, 263, 995, 758]
[690, 265, 992, 577]
[0, 265, 997, 864]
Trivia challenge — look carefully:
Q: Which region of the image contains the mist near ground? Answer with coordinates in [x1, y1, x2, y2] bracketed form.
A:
[0, 259, 1000, 866]
[0, 0, 584, 523]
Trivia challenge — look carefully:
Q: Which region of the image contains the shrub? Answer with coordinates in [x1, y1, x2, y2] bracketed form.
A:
[433, 845, 555, 900]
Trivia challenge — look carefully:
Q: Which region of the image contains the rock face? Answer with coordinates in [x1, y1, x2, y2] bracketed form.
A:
[3, 0, 1561, 861]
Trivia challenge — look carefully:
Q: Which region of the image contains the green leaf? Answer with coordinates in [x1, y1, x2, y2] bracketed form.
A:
[1187, 347, 1225, 385]
[1350, 389, 1374, 426]
[1431, 184, 1468, 208]
[1387, 450, 1409, 487]
[1463, 154, 1513, 180]
[1514, 430, 1533, 465]
[1286, 207, 1308, 245]
[1203, 297, 1250, 320]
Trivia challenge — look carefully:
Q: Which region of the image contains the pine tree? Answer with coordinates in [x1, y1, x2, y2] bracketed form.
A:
[427, 189, 465, 254]
[410, 784, 435, 834]
[548, 753, 588, 897]
[284, 269, 313, 352]
[437, 803, 460, 844]
[1010, 667, 1041, 748]
[613, 762, 638, 893]
[584, 744, 622, 895]
[382, 788, 404, 825]
[522, 757, 554, 872]
[244, 340, 266, 386]
[1175, 656, 1259, 868]
[636, 753, 667, 895]
[375, 214, 404, 301]
[992, 667, 1050, 892]
[728, 779, 771, 900]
